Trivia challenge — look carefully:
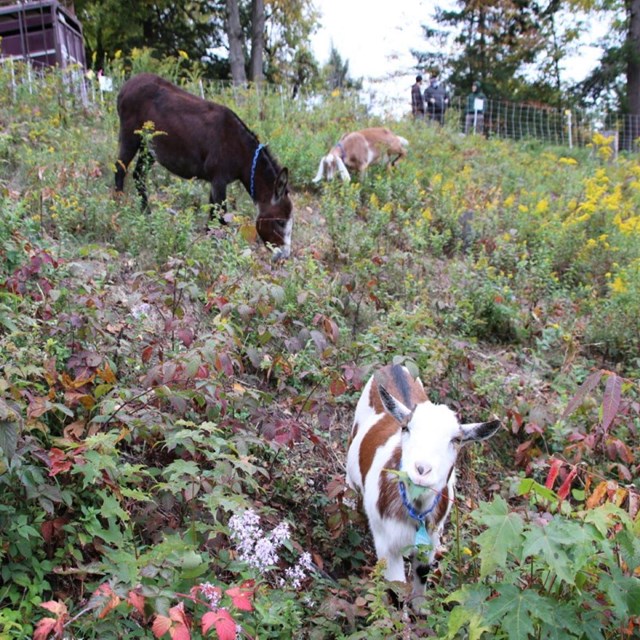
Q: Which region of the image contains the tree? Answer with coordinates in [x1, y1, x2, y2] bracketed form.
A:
[75, 0, 225, 74]
[226, 0, 248, 84]
[413, 0, 579, 104]
[573, 0, 640, 148]
[250, 0, 265, 84]
[321, 45, 354, 90]
[75, 0, 321, 88]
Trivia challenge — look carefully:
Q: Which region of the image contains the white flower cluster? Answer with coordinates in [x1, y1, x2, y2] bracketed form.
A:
[228, 509, 313, 589]
[229, 509, 290, 572]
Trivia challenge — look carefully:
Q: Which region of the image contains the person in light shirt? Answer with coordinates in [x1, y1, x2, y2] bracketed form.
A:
[465, 81, 487, 135]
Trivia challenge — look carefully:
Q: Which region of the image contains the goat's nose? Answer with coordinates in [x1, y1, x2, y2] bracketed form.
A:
[415, 462, 432, 477]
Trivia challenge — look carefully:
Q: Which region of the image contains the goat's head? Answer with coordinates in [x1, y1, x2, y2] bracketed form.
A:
[378, 384, 501, 491]
[312, 153, 351, 183]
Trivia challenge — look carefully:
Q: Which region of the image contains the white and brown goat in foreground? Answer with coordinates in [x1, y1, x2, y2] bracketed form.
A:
[346, 364, 500, 598]
[313, 127, 409, 182]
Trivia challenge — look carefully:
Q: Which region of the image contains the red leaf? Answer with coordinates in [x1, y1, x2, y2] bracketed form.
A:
[169, 602, 189, 625]
[329, 376, 347, 397]
[171, 624, 191, 640]
[152, 614, 173, 638]
[226, 583, 254, 611]
[202, 610, 236, 640]
[48, 448, 72, 477]
[557, 467, 578, 501]
[127, 590, 145, 617]
[601, 374, 622, 436]
[28, 395, 53, 419]
[215, 353, 234, 376]
[562, 370, 602, 419]
[33, 618, 58, 640]
[142, 345, 155, 363]
[176, 328, 194, 348]
[40, 601, 68, 617]
[544, 458, 563, 490]
[88, 583, 121, 619]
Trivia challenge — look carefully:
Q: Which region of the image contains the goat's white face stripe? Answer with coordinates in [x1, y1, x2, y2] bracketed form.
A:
[401, 402, 460, 488]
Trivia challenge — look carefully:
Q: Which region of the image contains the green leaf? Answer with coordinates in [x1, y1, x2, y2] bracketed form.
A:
[522, 517, 591, 585]
[445, 605, 491, 640]
[603, 569, 640, 617]
[473, 496, 524, 577]
[484, 584, 542, 640]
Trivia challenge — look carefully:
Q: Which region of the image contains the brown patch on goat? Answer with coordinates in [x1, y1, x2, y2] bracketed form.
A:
[358, 366, 428, 486]
[359, 414, 399, 485]
[377, 446, 405, 520]
[375, 365, 427, 410]
[432, 485, 450, 527]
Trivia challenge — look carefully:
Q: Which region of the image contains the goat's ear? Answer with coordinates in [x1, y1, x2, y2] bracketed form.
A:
[459, 419, 501, 443]
[378, 385, 411, 423]
[274, 168, 289, 200]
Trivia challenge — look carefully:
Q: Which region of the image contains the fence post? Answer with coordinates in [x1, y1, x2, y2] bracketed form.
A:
[566, 110, 573, 149]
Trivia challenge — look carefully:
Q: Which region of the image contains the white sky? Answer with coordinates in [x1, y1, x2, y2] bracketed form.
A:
[309, 0, 610, 116]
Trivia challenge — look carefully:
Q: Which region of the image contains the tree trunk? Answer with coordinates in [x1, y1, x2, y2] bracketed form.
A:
[226, 0, 247, 86]
[249, 0, 265, 84]
[628, 0, 640, 114]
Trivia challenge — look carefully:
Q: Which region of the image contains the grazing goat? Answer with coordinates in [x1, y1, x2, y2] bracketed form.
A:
[313, 127, 408, 182]
[346, 364, 500, 599]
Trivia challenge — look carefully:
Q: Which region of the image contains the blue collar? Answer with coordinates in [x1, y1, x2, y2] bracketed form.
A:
[336, 141, 346, 161]
[398, 481, 441, 522]
[250, 143, 265, 200]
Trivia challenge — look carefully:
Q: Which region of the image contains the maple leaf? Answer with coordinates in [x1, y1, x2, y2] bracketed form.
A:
[202, 610, 236, 639]
[474, 497, 524, 578]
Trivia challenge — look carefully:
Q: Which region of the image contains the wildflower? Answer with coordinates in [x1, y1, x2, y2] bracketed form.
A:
[280, 552, 314, 589]
[131, 302, 152, 319]
[611, 276, 628, 294]
[200, 582, 222, 610]
[228, 509, 290, 572]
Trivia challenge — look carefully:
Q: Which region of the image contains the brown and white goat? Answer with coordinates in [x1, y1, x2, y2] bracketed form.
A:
[313, 127, 409, 182]
[346, 364, 500, 598]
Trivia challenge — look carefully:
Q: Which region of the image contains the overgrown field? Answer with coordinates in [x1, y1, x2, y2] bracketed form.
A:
[1, 61, 639, 639]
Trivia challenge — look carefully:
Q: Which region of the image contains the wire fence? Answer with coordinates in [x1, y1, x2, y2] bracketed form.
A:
[444, 96, 640, 154]
[1, 59, 639, 155]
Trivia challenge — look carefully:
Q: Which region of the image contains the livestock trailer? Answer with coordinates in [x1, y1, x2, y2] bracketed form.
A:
[0, 0, 85, 69]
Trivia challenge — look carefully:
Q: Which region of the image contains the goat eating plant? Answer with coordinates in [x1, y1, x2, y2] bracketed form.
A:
[313, 127, 408, 182]
[346, 364, 501, 601]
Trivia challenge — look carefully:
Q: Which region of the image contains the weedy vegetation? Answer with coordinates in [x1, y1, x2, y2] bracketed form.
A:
[0, 55, 639, 639]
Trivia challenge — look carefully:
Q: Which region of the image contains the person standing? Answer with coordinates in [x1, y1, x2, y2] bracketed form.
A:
[465, 81, 487, 134]
[411, 75, 424, 119]
[423, 73, 449, 125]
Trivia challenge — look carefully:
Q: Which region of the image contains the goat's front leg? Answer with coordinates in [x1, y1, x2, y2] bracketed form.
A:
[374, 538, 406, 583]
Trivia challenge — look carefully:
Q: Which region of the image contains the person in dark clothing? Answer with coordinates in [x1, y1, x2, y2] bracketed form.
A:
[411, 75, 424, 119]
[465, 81, 487, 134]
[423, 74, 449, 125]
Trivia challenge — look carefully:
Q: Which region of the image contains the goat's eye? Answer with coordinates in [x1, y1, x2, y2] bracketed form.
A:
[401, 423, 410, 433]
[451, 436, 463, 446]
